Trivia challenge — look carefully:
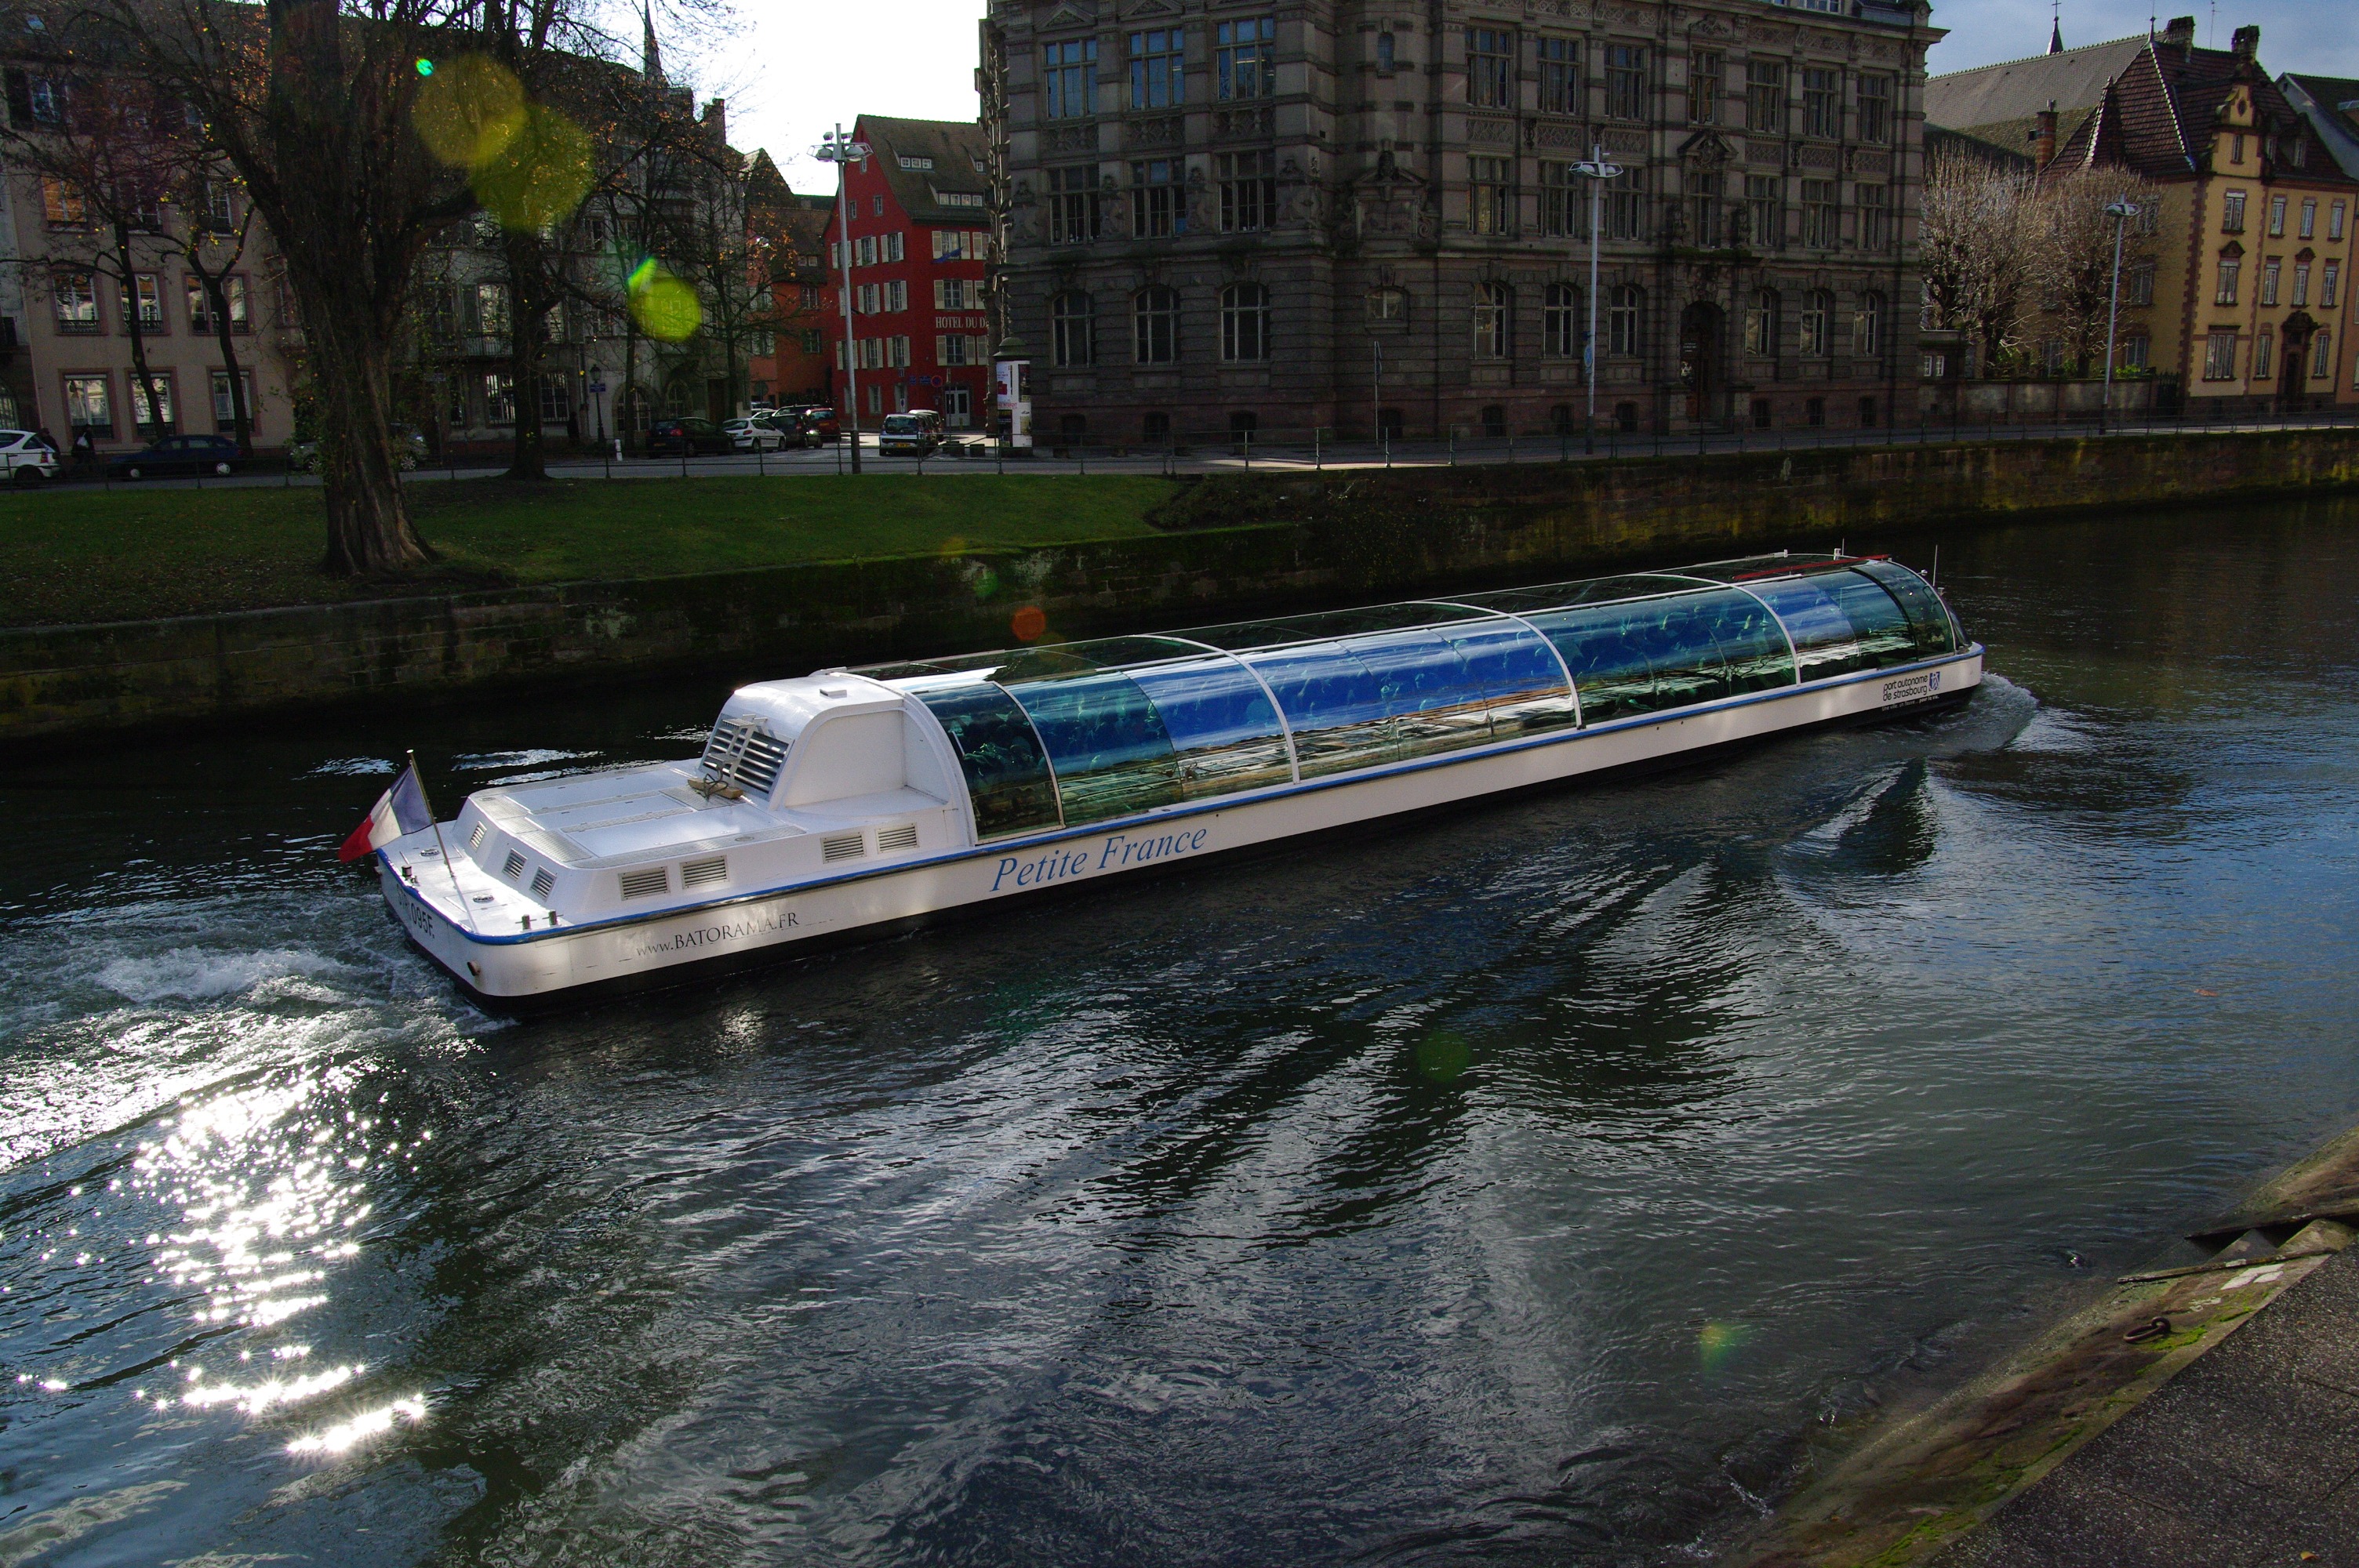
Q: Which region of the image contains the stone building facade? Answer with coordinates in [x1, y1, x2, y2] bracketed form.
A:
[981, 0, 1940, 445]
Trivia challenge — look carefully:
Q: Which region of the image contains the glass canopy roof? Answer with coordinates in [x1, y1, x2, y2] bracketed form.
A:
[847, 553, 1961, 841]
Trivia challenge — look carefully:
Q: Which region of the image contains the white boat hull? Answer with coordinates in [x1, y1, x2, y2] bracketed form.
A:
[380, 647, 1983, 1005]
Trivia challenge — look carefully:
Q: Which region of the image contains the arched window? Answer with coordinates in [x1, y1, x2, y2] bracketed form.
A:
[1220, 281, 1270, 361]
[1855, 290, 1884, 357]
[1744, 288, 1778, 357]
[1052, 290, 1095, 367]
[1800, 289, 1832, 356]
[1366, 285, 1408, 322]
[1472, 281, 1510, 359]
[1543, 282, 1580, 358]
[1134, 285, 1180, 363]
[1608, 284, 1641, 356]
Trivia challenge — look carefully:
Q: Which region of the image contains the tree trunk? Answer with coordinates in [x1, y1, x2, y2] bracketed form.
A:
[261, 0, 429, 574]
[501, 229, 550, 481]
[291, 267, 430, 574]
[200, 271, 253, 456]
[116, 225, 169, 442]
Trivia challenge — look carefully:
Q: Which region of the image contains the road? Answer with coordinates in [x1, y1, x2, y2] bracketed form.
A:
[20, 408, 2357, 494]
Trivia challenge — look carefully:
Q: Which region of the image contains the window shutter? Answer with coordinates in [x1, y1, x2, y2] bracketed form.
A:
[5, 71, 31, 128]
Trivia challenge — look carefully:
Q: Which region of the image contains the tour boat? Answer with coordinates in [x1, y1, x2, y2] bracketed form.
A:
[374, 551, 1981, 1004]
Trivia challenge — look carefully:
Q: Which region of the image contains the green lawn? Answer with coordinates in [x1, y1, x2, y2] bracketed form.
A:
[0, 474, 1177, 628]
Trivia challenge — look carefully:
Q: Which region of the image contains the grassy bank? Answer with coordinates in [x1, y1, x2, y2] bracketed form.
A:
[0, 474, 1178, 628]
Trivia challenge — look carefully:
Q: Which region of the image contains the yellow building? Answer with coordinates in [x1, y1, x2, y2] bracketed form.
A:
[2047, 19, 2358, 409]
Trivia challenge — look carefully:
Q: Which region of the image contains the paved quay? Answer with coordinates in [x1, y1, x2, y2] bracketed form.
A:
[1735, 1122, 2359, 1568]
[1936, 1240, 2359, 1567]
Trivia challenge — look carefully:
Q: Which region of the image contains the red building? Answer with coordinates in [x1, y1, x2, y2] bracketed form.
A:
[743, 152, 837, 408]
[820, 115, 994, 430]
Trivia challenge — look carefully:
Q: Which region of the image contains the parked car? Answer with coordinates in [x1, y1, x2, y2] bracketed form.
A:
[107, 434, 244, 480]
[0, 430, 56, 483]
[878, 410, 943, 457]
[288, 425, 426, 473]
[722, 416, 786, 453]
[752, 409, 814, 448]
[648, 416, 733, 456]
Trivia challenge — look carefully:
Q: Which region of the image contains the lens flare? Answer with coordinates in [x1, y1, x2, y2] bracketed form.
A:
[412, 55, 525, 169]
[628, 266, 701, 342]
[1697, 1320, 1754, 1374]
[413, 56, 593, 231]
[470, 103, 593, 231]
[1414, 1030, 1471, 1083]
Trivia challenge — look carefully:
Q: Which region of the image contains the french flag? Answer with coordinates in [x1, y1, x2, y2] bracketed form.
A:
[338, 762, 434, 862]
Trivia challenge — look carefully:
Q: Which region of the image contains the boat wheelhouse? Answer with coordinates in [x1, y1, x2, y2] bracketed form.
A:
[376, 552, 1979, 1002]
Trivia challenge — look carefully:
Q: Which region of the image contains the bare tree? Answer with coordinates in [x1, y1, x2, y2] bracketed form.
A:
[1921, 143, 2037, 376]
[2028, 171, 2160, 376]
[2, 71, 189, 445]
[180, 186, 260, 455]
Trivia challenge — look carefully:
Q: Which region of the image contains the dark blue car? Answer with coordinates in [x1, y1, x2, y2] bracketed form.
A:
[107, 434, 242, 480]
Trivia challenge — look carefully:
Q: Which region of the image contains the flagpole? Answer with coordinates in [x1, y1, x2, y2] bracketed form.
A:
[412, 750, 478, 937]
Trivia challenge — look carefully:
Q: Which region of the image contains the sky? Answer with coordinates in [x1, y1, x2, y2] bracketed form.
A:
[685, 0, 2359, 194]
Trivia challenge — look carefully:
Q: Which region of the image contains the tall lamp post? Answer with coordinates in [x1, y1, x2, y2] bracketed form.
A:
[2099, 196, 2140, 437]
[1571, 144, 1625, 455]
[816, 125, 871, 474]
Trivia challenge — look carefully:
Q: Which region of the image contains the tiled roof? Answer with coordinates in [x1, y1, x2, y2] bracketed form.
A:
[2281, 72, 2359, 179]
[1926, 34, 2150, 133]
[2049, 38, 2358, 186]
[854, 115, 991, 226]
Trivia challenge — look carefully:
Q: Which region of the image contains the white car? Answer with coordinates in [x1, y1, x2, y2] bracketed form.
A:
[722, 417, 785, 452]
[0, 430, 56, 483]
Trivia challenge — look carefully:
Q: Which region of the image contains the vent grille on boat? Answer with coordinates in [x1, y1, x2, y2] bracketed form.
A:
[618, 866, 671, 899]
[529, 867, 555, 900]
[700, 718, 790, 797]
[821, 832, 866, 863]
[467, 822, 486, 849]
[877, 823, 919, 852]
[681, 855, 728, 888]
[502, 849, 527, 880]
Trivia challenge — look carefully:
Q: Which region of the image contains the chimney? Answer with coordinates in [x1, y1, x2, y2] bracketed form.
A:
[2163, 14, 2195, 53]
[2034, 101, 2059, 168]
[703, 97, 727, 148]
[2230, 24, 2259, 61]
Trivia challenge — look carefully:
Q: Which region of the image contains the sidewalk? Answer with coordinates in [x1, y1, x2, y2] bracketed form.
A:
[1939, 1243, 2359, 1566]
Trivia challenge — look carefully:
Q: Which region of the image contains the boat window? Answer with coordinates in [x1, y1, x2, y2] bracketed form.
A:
[1746, 569, 1917, 680]
[1128, 656, 1295, 799]
[1345, 628, 1489, 760]
[1437, 619, 1579, 737]
[1245, 643, 1395, 777]
[914, 684, 1063, 840]
[1852, 561, 1957, 659]
[1183, 601, 1491, 653]
[1451, 575, 1685, 616]
[1002, 670, 1184, 826]
[1528, 586, 1796, 724]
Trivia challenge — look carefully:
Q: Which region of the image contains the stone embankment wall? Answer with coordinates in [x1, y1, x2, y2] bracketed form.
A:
[5, 429, 2354, 746]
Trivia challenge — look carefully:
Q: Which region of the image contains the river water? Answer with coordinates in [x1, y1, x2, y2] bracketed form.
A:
[5, 499, 2357, 1566]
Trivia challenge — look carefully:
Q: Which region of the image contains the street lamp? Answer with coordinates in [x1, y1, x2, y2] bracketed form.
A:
[1571, 145, 1625, 455]
[2099, 196, 2140, 437]
[816, 125, 872, 474]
